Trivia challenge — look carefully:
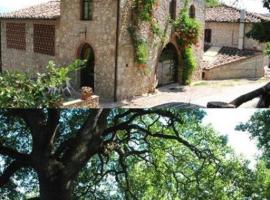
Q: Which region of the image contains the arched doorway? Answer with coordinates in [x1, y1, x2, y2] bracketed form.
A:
[157, 43, 179, 86]
[79, 43, 95, 90]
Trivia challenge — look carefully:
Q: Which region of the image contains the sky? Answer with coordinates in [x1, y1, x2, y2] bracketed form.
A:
[0, 0, 49, 12]
[204, 109, 260, 167]
[221, 0, 269, 13]
[0, 0, 268, 14]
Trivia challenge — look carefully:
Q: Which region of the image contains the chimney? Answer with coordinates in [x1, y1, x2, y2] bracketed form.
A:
[238, 9, 246, 49]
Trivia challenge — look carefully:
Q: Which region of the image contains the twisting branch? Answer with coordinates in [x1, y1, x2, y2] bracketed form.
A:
[0, 160, 30, 187]
[0, 143, 30, 163]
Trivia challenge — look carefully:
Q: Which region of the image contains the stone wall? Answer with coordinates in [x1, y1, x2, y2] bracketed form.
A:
[203, 54, 268, 80]
[57, 0, 117, 100]
[116, 0, 205, 99]
[205, 22, 266, 51]
[62, 95, 99, 108]
[1, 19, 59, 73]
[1, 0, 205, 101]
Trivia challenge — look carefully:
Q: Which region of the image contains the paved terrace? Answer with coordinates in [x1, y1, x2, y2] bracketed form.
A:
[101, 78, 270, 108]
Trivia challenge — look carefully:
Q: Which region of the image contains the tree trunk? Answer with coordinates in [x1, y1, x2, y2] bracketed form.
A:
[38, 174, 74, 200]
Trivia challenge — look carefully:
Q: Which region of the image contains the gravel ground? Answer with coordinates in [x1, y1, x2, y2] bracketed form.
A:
[101, 78, 269, 108]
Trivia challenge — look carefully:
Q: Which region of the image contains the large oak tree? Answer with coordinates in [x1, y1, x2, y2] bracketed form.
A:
[0, 109, 261, 199]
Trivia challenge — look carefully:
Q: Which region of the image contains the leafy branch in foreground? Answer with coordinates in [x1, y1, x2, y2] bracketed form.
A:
[0, 60, 83, 108]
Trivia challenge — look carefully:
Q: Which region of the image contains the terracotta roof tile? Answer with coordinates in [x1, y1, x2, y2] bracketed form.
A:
[0, 1, 60, 20]
[206, 4, 270, 23]
[203, 46, 261, 69]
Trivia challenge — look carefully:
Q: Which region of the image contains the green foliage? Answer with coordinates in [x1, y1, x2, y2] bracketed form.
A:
[173, 7, 201, 48]
[182, 47, 197, 85]
[205, 0, 220, 7]
[134, 0, 157, 22]
[1, 109, 270, 199]
[246, 0, 270, 43]
[129, 27, 149, 66]
[172, 3, 200, 85]
[0, 60, 82, 108]
[246, 21, 270, 43]
[236, 110, 270, 165]
[264, 0, 270, 11]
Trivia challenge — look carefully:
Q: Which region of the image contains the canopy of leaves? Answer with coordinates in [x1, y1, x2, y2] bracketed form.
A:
[0, 109, 265, 200]
[0, 60, 82, 108]
[236, 110, 270, 165]
[246, 0, 270, 43]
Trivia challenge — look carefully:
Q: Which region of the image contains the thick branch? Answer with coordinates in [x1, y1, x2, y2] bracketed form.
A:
[230, 82, 270, 107]
[0, 161, 29, 187]
[60, 110, 110, 180]
[0, 144, 30, 162]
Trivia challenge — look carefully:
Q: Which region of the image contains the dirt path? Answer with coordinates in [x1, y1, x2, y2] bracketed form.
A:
[101, 78, 270, 108]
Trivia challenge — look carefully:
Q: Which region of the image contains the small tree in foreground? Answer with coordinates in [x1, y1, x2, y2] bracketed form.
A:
[0, 60, 82, 108]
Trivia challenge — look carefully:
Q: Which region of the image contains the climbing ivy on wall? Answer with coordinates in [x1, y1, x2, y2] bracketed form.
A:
[129, 0, 201, 84]
[129, 0, 161, 70]
[172, 0, 201, 85]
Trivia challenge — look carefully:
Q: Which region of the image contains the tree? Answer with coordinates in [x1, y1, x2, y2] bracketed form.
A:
[0, 109, 255, 200]
[247, 0, 270, 52]
[236, 110, 270, 165]
[0, 60, 82, 108]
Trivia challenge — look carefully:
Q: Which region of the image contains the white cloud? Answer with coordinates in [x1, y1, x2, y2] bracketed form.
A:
[221, 0, 269, 14]
[0, 0, 49, 12]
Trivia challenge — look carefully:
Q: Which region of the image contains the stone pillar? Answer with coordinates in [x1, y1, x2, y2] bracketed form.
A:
[238, 10, 246, 50]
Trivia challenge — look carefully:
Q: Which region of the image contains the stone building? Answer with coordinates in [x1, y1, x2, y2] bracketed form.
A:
[203, 4, 270, 80]
[0, 0, 205, 101]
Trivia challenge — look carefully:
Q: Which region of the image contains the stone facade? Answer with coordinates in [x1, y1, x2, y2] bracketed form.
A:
[1, 19, 59, 73]
[205, 22, 266, 51]
[203, 54, 268, 80]
[0, 0, 205, 101]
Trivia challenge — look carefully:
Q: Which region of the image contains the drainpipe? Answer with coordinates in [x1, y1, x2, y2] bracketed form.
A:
[238, 9, 246, 50]
[114, 0, 120, 102]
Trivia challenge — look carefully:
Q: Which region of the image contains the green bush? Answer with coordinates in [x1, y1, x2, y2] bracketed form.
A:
[182, 47, 197, 85]
[0, 60, 82, 108]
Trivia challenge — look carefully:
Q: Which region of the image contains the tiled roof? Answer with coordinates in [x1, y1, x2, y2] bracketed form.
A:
[0, 1, 60, 20]
[203, 46, 261, 70]
[206, 4, 270, 23]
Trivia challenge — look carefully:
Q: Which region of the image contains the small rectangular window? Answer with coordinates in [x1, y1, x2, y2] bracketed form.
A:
[204, 29, 212, 43]
[81, 0, 93, 20]
[6, 23, 26, 50]
[33, 24, 55, 56]
[170, 0, 177, 20]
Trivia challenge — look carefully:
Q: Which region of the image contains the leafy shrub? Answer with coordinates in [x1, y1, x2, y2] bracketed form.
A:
[172, 3, 201, 85]
[0, 60, 82, 108]
[182, 47, 197, 85]
[173, 8, 201, 48]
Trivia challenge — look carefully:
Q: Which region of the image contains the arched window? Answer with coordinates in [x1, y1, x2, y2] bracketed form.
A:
[81, 0, 93, 20]
[170, 0, 177, 20]
[189, 5, 195, 18]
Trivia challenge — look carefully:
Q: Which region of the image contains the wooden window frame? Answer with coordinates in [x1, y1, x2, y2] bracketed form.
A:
[6, 23, 26, 50]
[170, 0, 177, 20]
[33, 24, 55, 56]
[81, 0, 93, 21]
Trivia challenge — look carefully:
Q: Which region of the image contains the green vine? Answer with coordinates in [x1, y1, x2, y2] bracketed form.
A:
[129, 0, 160, 69]
[172, 0, 201, 85]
